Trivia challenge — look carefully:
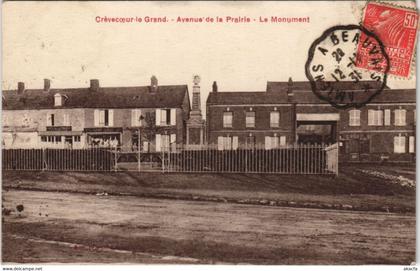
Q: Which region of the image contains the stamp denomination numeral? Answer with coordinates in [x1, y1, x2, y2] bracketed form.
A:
[403, 13, 418, 29]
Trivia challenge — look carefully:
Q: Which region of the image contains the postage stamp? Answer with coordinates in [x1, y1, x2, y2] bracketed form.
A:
[357, 1, 418, 77]
[305, 24, 390, 109]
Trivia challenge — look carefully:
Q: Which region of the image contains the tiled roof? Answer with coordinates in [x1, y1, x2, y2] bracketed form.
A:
[207, 81, 415, 106]
[3, 85, 189, 110]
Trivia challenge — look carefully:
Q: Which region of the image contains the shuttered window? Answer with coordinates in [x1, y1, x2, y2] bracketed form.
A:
[394, 109, 406, 126]
[384, 109, 391, 126]
[47, 114, 55, 126]
[131, 109, 143, 126]
[280, 136, 286, 146]
[264, 136, 285, 150]
[394, 135, 406, 153]
[349, 110, 360, 126]
[63, 114, 70, 126]
[409, 136, 415, 153]
[155, 134, 161, 152]
[217, 136, 238, 150]
[170, 134, 177, 151]
[368, 110, 383, 126]
[223, 112, 233, 128]
[270, 112, 280, 128]
[156, 109, 176, 126]
[95, 109, 113, 127]
[245, 112, 255, 128]
[155, 134, 176, 152]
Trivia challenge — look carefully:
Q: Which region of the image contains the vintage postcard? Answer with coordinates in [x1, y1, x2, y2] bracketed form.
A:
[1, 0, 417, 269]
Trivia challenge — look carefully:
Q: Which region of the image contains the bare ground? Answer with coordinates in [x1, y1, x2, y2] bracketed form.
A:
[2, 164, 416, 213]
[2, 189, 415, 264]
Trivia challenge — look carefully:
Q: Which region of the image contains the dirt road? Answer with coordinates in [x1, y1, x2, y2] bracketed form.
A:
[3, 189, 415, 264]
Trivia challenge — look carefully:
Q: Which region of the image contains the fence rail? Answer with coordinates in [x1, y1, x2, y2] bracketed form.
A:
[160, 144, 335, 174]
[2, 148, 114, 171]
[2, 143, 339, 175]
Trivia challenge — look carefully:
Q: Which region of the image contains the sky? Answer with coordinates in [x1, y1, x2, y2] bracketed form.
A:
[2, 1, 416, 111]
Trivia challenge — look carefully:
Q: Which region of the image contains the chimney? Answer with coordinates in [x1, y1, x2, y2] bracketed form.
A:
[212, 81, 218, 93]
[17, 82, 25, 94]
[150, 75, 158, 92]
[90, 79, 100, 91]
[44, 79, 51, 91]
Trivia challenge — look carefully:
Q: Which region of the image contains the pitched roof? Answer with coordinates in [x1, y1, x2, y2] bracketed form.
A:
[3, 85, 189, 110]
[207, 91, 288, 105]
[207, 81, 415, 105]
[266, 80, 389, 93]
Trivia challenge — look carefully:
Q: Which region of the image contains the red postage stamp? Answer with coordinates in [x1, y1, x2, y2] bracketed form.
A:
[356, 2, 418, 77]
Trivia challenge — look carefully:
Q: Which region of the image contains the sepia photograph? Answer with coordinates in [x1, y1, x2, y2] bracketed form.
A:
[1, 1, 418, 268]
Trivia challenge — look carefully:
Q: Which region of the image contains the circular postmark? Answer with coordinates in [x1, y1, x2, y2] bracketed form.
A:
[305, 24, 390, 109]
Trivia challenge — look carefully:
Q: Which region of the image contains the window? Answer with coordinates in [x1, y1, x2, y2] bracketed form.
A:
[54, 94, 62, 107]
[265, 135, 286, 150]
[349, 110, 360, 126]
[223, 112, 233, 128]
[47, 114, 55, 126]
[394, 109, 406, 126]
[409, 136, 415, 153]
[74, 136, 81, 142]
[384, 109, 391, 126]
[143, 141, 149, 152]
[155, 133, 176, 151]
[217, 136, 238, 150]
[131, 109, 143, 126]
[94, 109, 114, 127]
[63, 114, 70, 126]
[265, 136, 277, 150]
[156, 109, 176, 126]
[394, 135, 406, 153]
[246, 135, 256, 149]
[270, 112, 280, 128]
[245, 112, 255, 128]
[368, 110, 383, 126]
[280, 136, 286, 146]
[44, 135, 61, 144]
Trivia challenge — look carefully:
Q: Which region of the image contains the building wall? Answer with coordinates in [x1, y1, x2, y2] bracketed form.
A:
[3, 106, 189, 151]
[206, 101, 415, 162]
[339, 104, 416, 131]
[3, 108, 85, 131]
[337, 104, 416, 162]
[206, 105, 294, 147]
[3, 109, 85, 149]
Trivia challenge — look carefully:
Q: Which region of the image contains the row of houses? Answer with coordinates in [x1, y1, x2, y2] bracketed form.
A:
[2, 76, 416, 162]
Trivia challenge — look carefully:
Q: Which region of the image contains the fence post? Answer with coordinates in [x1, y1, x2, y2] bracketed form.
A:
[114, 147, 117, 172]
[138, 148, 141, 172]
[335, 143, 339, 176]
[42, 148, 47, 171]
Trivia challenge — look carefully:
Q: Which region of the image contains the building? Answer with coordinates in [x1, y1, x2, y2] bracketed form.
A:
[206, 78, 416, 162]
[2, 77, 191, 152]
